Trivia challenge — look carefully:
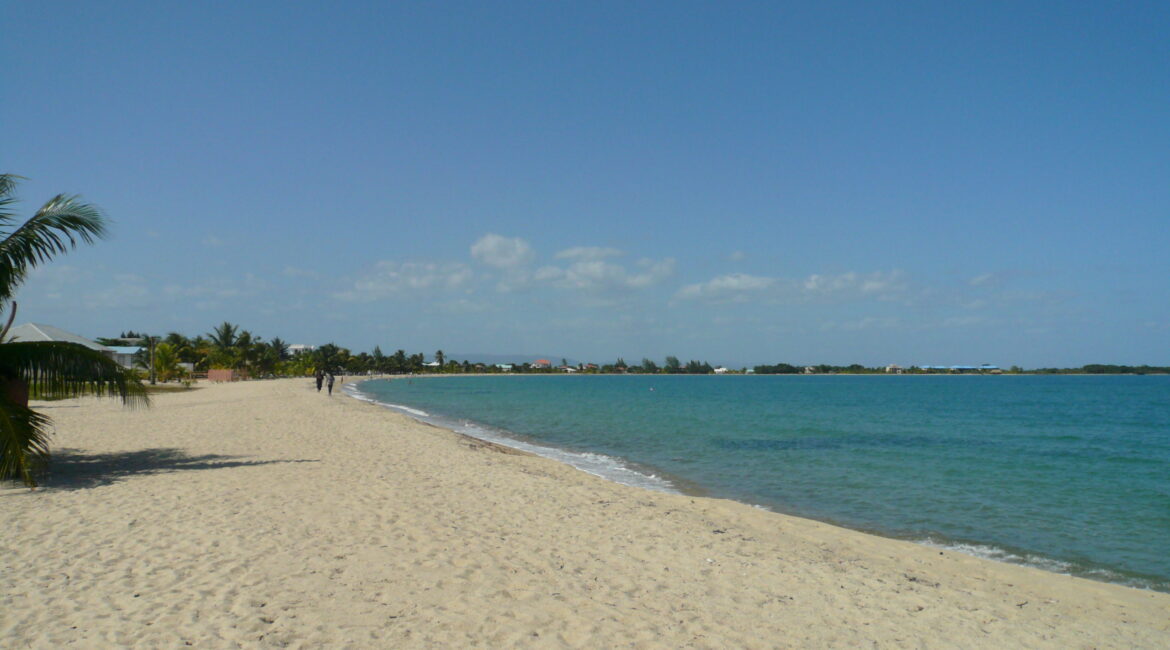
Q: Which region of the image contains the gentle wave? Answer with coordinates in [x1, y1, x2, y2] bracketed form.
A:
[346, 384, 431, 417]
[347, 381, 678, 494]
[917, 538, 1168, 592]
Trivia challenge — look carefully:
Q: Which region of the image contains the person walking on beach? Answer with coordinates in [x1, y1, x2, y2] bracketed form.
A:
[315, 369, 324, 392]
[326, 372, 335, 396]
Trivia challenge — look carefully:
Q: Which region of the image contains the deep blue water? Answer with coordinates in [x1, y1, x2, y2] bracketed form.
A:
[351, 374, 1170, 591]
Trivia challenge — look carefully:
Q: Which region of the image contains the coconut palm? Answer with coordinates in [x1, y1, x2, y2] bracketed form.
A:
[206, 322, 241, 369]
[151, 342, 183, 383]
[0, 174, 147, 486]
[267, 337, 290, 362]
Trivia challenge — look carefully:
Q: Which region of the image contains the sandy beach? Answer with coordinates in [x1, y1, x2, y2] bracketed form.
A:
[2, 378, 1167, 648]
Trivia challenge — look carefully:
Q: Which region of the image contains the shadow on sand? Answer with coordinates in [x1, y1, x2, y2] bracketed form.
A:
[32, 448, 318, 490]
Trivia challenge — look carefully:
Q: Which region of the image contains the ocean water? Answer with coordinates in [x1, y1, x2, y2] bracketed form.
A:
[350, 374, 1170, 591]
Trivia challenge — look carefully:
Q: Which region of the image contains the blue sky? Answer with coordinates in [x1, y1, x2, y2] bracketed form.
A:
[4, 1, 1168, 367]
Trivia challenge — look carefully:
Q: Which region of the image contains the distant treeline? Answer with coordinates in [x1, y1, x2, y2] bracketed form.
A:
[752, 363, 1170, 375]
[1031, 365, 1170, 375]
[102, 321, 1168, 379]
[753, 363, 871, 374]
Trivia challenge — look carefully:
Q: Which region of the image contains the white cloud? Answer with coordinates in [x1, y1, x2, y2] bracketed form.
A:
[335, 261, 473, 302]
[555, 246, 623, 262]
[676, 273, 776, 302]
[678, 270, 907, 303]
[802, 270, 906, 298]
[470, 234, 534, 269]
[628, 258, 676, 288]
[534, 266, 564, 282]
[728, 251, 747, 262]
[538, 256, 675, 294]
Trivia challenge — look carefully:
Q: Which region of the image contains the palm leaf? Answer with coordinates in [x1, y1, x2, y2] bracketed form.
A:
[0, 396, 53, 486]
[0, 174, 22, 220]
[0, 189, 108, 302]
[0, 341, 149, 407]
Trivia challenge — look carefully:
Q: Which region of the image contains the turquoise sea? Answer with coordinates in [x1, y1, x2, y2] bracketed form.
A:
[350, 375, 1170, 591]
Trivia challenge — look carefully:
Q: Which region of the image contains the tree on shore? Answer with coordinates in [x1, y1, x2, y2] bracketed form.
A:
[0, 174, 147, 486]
[314, 343, 344, 374]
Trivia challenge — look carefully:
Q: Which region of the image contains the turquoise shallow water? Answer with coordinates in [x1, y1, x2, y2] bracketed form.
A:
[352, 374, 1170, 591]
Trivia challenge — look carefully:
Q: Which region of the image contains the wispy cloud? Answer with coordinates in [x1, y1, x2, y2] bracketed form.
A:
[470, 234, 534, 269]
[335, 261, 474, 302]
[536, 256, 676, 294]
[802, 270, 906, 297]
[677, 270, 907, 303]
[555, 246, 623, 261]
[675, 273, 776, 302]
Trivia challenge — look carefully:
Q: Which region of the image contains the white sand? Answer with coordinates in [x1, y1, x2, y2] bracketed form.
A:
[2, 378, 1167, 648]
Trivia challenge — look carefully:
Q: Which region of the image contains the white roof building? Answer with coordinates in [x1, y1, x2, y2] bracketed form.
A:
[6, 323, 110, 351]
[5, 323, 136, 369]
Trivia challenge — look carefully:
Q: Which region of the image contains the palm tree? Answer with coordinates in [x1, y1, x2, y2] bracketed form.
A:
[151, 342, 183, 382]
[206, 322, 240, 369]
[0, 174, 147, 486]
[268, 337, 290, 362]
[208, 321, 239, 349]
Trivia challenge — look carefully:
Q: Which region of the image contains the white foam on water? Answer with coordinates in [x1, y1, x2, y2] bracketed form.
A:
[921, 539, 1072, 573]
[916, 538, 1162, 591]
[347, 381, 677, 495]
[344, 384, 430, 417]
[447, 419, 680, 494]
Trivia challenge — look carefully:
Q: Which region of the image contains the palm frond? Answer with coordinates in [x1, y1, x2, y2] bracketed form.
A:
[0, 396, 52, 486]
[0, 341, 149, 407]
[0, 174, 23, 223]
[0, 193, 108, 302]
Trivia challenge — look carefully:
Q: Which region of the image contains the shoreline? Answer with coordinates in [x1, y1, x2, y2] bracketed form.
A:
[349, 375, 1169, 594]
[4, 378, 1168, 647]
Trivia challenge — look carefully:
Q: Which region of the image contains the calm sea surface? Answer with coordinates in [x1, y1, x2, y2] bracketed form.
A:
[351, 375, 1170, 591]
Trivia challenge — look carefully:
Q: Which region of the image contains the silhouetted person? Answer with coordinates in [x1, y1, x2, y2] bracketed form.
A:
[327, 372, 335, 396]
[315, 369, 324, 392]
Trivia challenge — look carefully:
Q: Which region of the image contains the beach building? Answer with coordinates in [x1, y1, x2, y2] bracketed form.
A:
[885, 364, 904, 374]
[532, 359, 552, 369]
[6, 323, 134, 367]
[714, 367, 730, 374]
[920, 364, 1002, 374]
[106, 346, 145, 369]
[288, 344, 316, 356]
